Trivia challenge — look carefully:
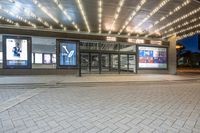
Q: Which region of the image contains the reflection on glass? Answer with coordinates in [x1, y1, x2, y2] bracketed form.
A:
[120, 55, 128, 71]
[81, 53, 89, 73]
[111, 54, 118, 72]
[129, 55, 136, 72]
[91, 54, 99, 72]
[101, 54, 109, 72]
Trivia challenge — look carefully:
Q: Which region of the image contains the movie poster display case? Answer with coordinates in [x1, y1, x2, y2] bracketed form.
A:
[2, 35, 32, 69]
[137, 45, 168, 70]
[56, 39, 79, 69]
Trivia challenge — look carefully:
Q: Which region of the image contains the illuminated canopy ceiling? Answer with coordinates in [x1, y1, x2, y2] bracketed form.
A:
[0, 0, 200, 40]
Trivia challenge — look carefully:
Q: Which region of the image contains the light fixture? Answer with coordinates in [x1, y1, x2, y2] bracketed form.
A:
[164, 24, 200, 39]
[163, 16, 200, 35]
[32, 0, 66, 30]
[0, 8, 36, 28]
[53, 0, 80, 31]
[76, 0, 90, 32]
[0, 15, 19, 26]
[24, 8, 52, 28]
[108, 0, 125, 34]
[176, 30, 200, 41]
[98, 0, 102, 33]
[154, 6, 200, 33]
[118, 0, 146, 35]
[106, 36, 116, 41]
[129, 0, 171, 36]
[128, 38, 144, 44]
[148, 0, 191, 30]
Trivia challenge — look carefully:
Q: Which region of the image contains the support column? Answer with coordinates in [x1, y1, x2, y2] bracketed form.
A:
[168, 35, 177, 75]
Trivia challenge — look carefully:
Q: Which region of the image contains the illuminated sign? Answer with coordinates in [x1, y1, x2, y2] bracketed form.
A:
[150, 40, 162, 45]
[138, 46, 167, 69]
[128, 38, 144, 44]
[106, 36, 116, 42]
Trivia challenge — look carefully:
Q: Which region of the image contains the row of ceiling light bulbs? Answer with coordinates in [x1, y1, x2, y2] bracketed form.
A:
[1, 0, 198, 39]
[5, 0, 81, 32]
[98, 0, 102, 33]
[0, 15, 18, 26]
[154, 6, 200, 34]
[161, 6, 200, 39]
[108, 0, 125, 34]
[164, 16, 200, 35]
[148, 0, 191, 31]
[2, 0, 178, 35]
[127, 0, 171, 36]
[177, 30, 200, 41]
[0, 5, 36, 28]
[118, 0, 146, 35]
[165, 22, 200, 39]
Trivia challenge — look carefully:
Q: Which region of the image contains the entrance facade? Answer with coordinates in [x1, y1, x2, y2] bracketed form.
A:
[80, 41, 137, 74]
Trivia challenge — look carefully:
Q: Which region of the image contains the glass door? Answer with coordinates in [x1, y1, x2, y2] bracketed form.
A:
[128, 54, 136, 73]
[91, 53, 99, 73]
[120, 54, 128, 72]
[110, 54, 119, 72]
[81, 53, 89, 73]
[101, 54, 109, 72]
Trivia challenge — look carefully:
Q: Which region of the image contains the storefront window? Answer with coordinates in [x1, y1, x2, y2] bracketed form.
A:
[32, 37, 56, 69]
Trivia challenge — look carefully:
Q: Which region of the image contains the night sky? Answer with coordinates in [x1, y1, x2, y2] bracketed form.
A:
[177, 33, 200, 53]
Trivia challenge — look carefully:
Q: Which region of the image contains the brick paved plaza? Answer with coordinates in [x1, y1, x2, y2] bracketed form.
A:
[0, 80, 200, 133]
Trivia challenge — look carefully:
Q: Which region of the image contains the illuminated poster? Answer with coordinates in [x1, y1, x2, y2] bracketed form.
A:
[52, 54, 56, 64]
[138, 46, 167, 69]
[32, 53, 34, 63]
[35, 53, 43, 64]
[44, 54, 51, 64]
[59, 41, 76, 66]
[6, 39, 28, 66]
[0, 52, 2, 63]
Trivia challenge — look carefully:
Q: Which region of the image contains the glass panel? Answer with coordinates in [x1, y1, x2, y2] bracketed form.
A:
[91, 53, 99, 72]
[119, 44, 136, 52]
[101, 54, 109, 72]
[128, 55, 136, 73]
[80, 42, 90, 50]
[32, 37, 56, 68]
[100, 43, 119, 51]
[110, 54, 118, 72]
[81, 53, 89, 73]
[120, 55, 128, 72]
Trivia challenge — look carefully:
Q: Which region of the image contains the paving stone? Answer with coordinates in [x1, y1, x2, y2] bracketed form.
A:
[0, 81, 199, 133]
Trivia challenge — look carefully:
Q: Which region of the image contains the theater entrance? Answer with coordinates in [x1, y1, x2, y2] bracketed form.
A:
[80, 52, 136, 74]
